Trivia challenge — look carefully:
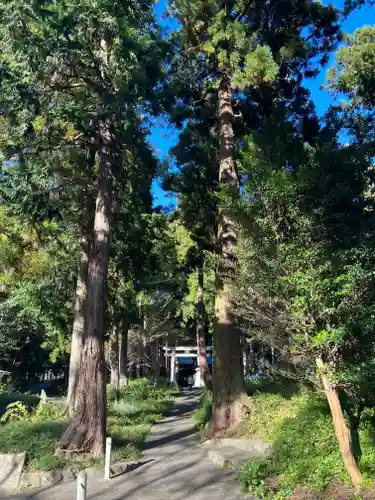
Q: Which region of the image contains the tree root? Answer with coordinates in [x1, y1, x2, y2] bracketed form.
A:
[238, 393, 256, 411]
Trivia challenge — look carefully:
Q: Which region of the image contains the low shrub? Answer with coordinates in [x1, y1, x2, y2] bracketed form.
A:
[31, 400, 65, 423]
[117, 377, 178, 402]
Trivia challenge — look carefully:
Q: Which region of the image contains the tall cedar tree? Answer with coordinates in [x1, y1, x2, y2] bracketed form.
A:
[170, 0, 341, 433]
[0, 0, 167, 455]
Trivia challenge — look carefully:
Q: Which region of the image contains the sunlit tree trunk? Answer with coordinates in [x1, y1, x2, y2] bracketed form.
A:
[58, 120, 113, 456]
[66, 147, 96, 417]
[317, 358, 363, 488]
[67, 236, 89, 416]
[212, 75, 248, 435]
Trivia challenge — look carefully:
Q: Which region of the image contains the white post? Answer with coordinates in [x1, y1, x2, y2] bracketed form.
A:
[165, 341, 168, 379]
[76, 470, 87, 500]
[170, 348, 176, 384]
[104, 437, 112, 480]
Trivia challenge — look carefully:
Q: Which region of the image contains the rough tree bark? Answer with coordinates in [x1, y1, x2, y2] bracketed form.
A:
[119, 320, 129, 386]
[212, 75, 248, 435]
[317, 358, 363, 488]
[66, 147, 96, 416]
[58, 120, 113, 456]
[66, 236, 89, 417]
[110, 314, 120, 396]
[196, 253, 211, 390]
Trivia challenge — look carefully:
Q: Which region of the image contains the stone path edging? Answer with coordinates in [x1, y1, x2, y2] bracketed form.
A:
[17, 459, 142, 490]
[202, 438, 271, 470]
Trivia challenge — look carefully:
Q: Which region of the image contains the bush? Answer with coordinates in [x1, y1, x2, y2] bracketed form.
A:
[31, 400, 65, 423]
[118, 378, 178, 402]
[121, 378, 156, 400]
[237, 389, 375, 498]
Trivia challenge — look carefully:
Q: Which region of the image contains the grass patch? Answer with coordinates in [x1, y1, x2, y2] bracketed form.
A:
[0, 419, 68, 470]
[237, 388, 375, 498]
[107, 394, 175, 464]
[0, 378, 176, 471]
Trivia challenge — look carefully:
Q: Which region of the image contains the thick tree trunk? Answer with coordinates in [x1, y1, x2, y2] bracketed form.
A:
[110, 315, 120, 396]
[317, 358, 363, 488]
[66, 236, 89, 416]
[212, 75, 248, 435]
[119, 321, 129, 387]
[196, 255, 211, 390]
[58, 121, 112, 457]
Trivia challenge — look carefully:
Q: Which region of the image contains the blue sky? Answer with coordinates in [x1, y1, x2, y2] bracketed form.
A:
[150, 0, 375, 208]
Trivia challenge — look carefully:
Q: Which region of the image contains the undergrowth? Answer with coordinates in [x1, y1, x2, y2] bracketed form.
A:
[0, 378, 176, 471]
[192, 380, 375, 498]
[237, 385, 375, 498]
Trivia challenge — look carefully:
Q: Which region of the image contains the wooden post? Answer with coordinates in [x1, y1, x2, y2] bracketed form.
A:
[76, 470, 87, 500]
[104, 437, 112, 480]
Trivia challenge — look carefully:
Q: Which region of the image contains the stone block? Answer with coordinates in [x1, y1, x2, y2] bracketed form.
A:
[0, 453, 26, 490]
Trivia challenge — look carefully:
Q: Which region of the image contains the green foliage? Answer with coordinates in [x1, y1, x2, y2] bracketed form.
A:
[31, 400, 65, 423]
[237, 390, 375, 498]
[0, 206, 77, 372]
[116, 378, 178, 403]
[232, 98, 375, 401]
[234, 45, 278, 90]
[0, 419, 68, 470]
[109, 398, 173, 425]
[0, 0, 171, 395]
[328, 26, 375, 107]
[0, 401, 29, 423]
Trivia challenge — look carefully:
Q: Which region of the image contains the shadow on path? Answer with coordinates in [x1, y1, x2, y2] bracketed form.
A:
[142, 427, 196, 450]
